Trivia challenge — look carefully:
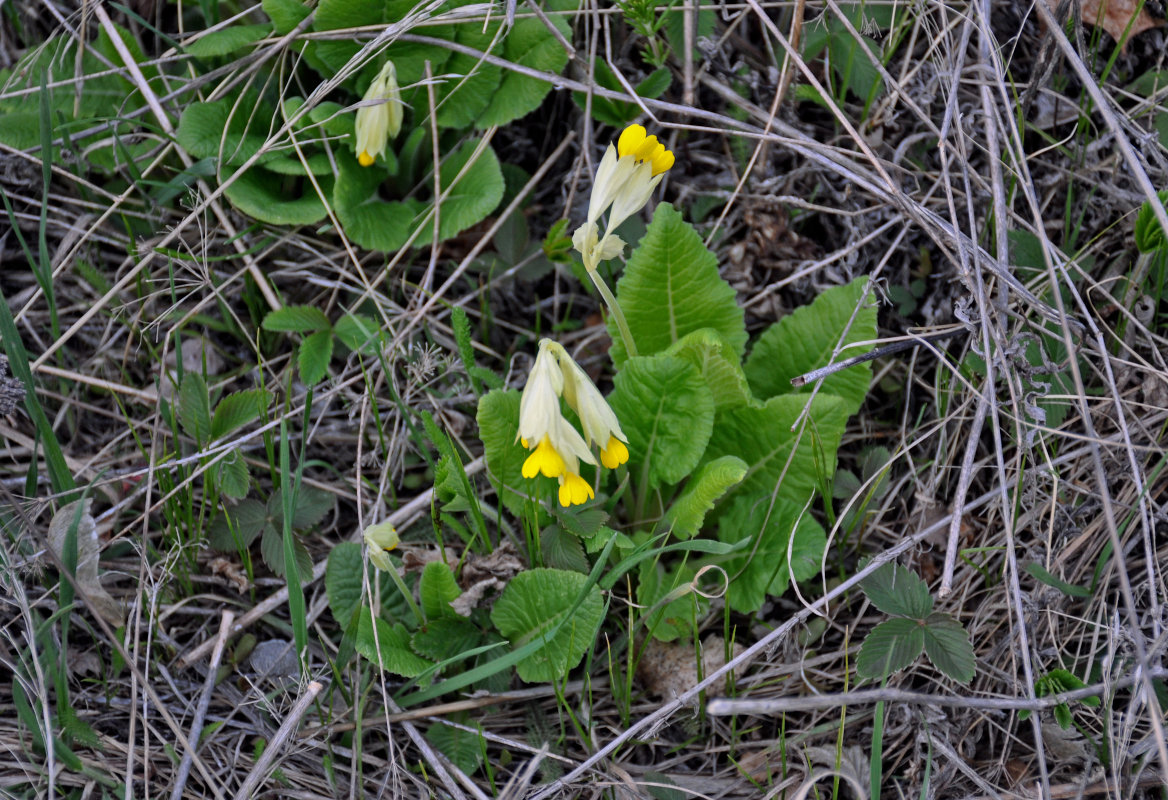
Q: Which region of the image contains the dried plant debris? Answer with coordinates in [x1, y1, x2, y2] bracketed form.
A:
[47, 499, 123, 627]
[0, 356, 22, 415]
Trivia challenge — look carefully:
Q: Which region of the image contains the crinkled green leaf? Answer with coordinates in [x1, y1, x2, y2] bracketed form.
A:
[215, 450, 250, 499]
[420, 561, 461, 621]
[298, 329, 334, 384]
[665, 455, 747, 539]
[702, 393, 848, 509]
[425, 719, 484, 776]
[859, 561, 933, 619]
[356, 609, 434, 677]
[714, 495, 826, 613]
[259, 525, 313, 582]
[479, 16, 571, 127]
[211, 389, 271, 440]
[857, 617, 925, 680]
[607, 354, 715, 489]
[664, 328, 754, 411]
[922, 613, 975, 685]
[490, 568, 604, 683]
[178, 372, 212, 445]
[223, 166, 331, 225]
[207, 499, 269, 551]
[744, 277, 876, 415]
[286, 486, 334, 529]
[610, 204, 746, 367]
[476, 390, 529, 517]
[185, 24, 272, 57]
[263, 305, 331, 333]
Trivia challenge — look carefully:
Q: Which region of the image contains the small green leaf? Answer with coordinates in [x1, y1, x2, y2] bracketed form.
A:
[215, 450, 250, 499]
[607, 354, 715, 489]
[288, 486, 334, 528]
[178, 372, 212, 445]
[425, 720, 485, 776]
[859, 562, 933, 619]
[260, 525, 313, 582]
[355, 609, 434, 677]
[211, 388, 271, 440]
[541, 524, 590, 573]
[333, 153, 417, 252]
[1025, 563, 1093, 598]
[664, 328, 754, 411]
[490, 568, 605, 683]
[476, 390, 529, 517]
[419, 562, 461, 622]
[1133, 189, 1168, 253]
[262, 305, 331, 333]
[326, 541, 365, 628]
[207, 499, 269, 551]
[744, 277, 876, 415]
[412, 617, 484, 662]
[610, 204, 746, 367]
[665, 455, 747, 539]
[856, 617, 925, 680]
[263, 0, 311, 34]
[185, 24, 272, 57]
[298, 329, 334, 384]
[334, 313, 380, 353]
[921, 613, 975, 684]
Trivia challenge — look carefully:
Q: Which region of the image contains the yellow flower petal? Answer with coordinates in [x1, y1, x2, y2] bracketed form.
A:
[358, 151, 375, 167]
[557, 472, 594, 506]
[522, 436, 565, 479]
[600, 436, 629, 469]
[618, 124, 646, 158]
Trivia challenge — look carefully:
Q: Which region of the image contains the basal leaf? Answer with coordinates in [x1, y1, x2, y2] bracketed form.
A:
[287, 486, 334, 528]
[176, 98, 278, 168]
[490, 568, 605, 683]
[479, 16, 571, 127]
[702, 393, 849, 509]
[664, 328, 754, 411]
[178, 372, 212, 445]
[419, 561, 461, 622]
[326, 541, 365, 629]
[333, 153, 417, 252]
[207, 499, 269, 551]
[211, 389, 271, 440]
[856, 617, 925, 680]
[922, 613, 975, 685]
[425, 719, 485, 776]
[435, 24, 503, 129]
[185, 24, 272, 57]
[541, 524, 590, 573]
[859, 561, 933, 619]
[665, 455, 747, 539]
[476, 390, 529, 517]
[263, 0, 312, 34]
[298, 329, 334, 384]
[259, 525, 313, 583]
[610, 204, 746, 367]
[412, 617, 484, 662]
[607, 354, 715, 489]
[356, 609, 434, 677]
[223, 166, 331, 225]
[743, 277, 876, 415]
[714, 495, 826, 613]
[414, 139, 504, 246]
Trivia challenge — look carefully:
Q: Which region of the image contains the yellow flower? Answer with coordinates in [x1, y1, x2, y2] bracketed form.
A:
[573, 124, 674, 271]
[558, 472, 594, 507]
[557, 348, 629, 469]
[355, 61, 403, 168]
[362, 519, 399, 573]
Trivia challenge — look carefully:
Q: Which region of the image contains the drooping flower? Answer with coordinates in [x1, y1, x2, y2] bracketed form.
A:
[354, 61, 403, 167]
[573, 123, 674, 271]
[516, 338, 628, 506]
[362, 519, 399, 573]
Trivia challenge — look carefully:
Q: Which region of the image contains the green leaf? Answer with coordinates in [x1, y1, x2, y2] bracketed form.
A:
[572, 62, 672, 127]
[476, 390, 529, 517]
[425, 720, 484, 776]
[415, 139, 505, 246]
[921, 613, 975, 684]
[857, 617, 925, 680]
[185, 24, 272, 57]
[263, 305, 331, 333]
[178, 372, 212, 445]
[207, 499, 269, 551]
[355, 609, 434, 677]
[610, 204, 746, 367]
[260, 525, 313, 582]
[829, 31, 884, 100]
[419, 562, 461, 621]
[490, 568, 605, 683]
[223, 166, 331, 225]
[215, 450, 251, 499]
[607, 354, 715, 489]
[211, 389, 271, 440]
[665, 455, 748, 539]
[287, 486, 334, 528]
[333, 313, 380, 353]
[664, 328, 754, 411]
[1134, 189, 1168, 253]
[859, 562, 933, 619]
[743, 277, 876, 415]
[263, 0, 311, 33]
[1025, 563, 1093, 598]
[298, 329, 334, 384]
[435, 25, 503, 129]
[325, 541, 365, 628]
[412, 617, 484, 662]
[701, 393, 849, 509]
[541, 524, 590, 573]
[176, 98, 277, 168]
[333, 153, 418, 252]
[479, 16, 572, 127]
[714, 495, 827, 613]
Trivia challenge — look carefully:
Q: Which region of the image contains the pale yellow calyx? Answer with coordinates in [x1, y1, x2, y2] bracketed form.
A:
[362, 519, 399, 573]
[354, 61, 403, 168]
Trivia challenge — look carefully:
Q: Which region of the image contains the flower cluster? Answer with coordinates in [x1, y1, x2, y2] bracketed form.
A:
[572, 124, 674, 272]
[517, 339, 629, 507]
[354, 61, 403, 168]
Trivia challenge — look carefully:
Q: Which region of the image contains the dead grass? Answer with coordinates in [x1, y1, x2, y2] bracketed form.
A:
[2, 0, 1167, 797]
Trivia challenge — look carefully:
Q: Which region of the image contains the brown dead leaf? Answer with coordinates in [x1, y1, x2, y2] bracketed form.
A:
[1079, 0, 1164, 47]
[450, 577, 504, 616]
[209, 557, 250, 593]
[460, 540, 524, 586]
[48, 499, 124, 627]
[636, 635, 745, 703]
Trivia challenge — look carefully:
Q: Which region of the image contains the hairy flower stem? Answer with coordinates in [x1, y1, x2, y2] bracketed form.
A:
[587, 267, 637, 358]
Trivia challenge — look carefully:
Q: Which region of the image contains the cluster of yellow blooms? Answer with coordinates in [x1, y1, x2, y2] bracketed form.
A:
[517, 339, 630, 507]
